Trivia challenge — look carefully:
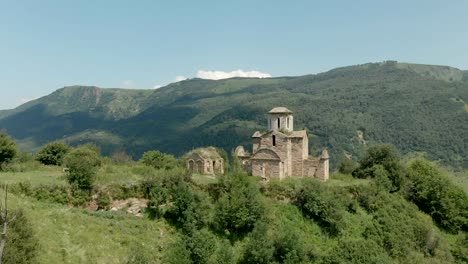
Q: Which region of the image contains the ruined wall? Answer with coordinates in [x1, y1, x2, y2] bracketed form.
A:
[315, 158, 329, 181]
[303, 157, 329, 181]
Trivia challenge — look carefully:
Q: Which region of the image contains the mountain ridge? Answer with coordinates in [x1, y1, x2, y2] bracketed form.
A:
[1, 61, 467, 168]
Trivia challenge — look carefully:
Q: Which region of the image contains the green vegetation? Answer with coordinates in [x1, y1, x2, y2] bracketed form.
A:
[0, 131, 17, 170]
[140, 150, 179, 170]
[36, 141, 70, 166]
[0, 61, 467, 169]
[63, 145, 101, 190]
[0, 132, 467, 263]
[2, 209, 39, 264]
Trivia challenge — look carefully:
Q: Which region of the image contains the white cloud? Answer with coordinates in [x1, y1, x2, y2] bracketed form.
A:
[121, 80, 135, 88]
[153, 84, 163, 89]
[175, 76, 187, 82]
[196, 69, 271, 80]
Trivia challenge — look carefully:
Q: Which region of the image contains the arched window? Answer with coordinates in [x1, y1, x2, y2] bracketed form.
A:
[277, 118, 280, 129]
[287, 117, 289, 128]
[272, 135, 276, 146]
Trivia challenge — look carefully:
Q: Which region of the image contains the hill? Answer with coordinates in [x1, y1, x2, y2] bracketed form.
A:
[0, 61, 467, 168]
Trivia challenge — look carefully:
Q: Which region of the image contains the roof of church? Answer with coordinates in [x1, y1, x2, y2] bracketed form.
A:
[251, 130, 307, 138]
[268, 107, 292, 114]
[289, 130, 307, 138]
[187, 147, 222, 160]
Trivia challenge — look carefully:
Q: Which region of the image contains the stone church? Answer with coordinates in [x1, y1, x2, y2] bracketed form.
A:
[235, 107, 329, 181]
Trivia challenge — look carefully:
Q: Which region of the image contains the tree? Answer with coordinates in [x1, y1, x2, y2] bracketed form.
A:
[140, 150, 178, 170]
[338, 157, 358, 174]
[0, 132, 17, 170]
[63, 146, 101, 190]
[406, 159, 468, 233]
[240, 222, 274, 264]
[36, 141, 70, 166]
[214, 173, 265, 238]
[353, 144, 405, 191]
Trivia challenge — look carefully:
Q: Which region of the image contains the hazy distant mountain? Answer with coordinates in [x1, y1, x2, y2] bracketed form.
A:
[1, 61, 467, 168]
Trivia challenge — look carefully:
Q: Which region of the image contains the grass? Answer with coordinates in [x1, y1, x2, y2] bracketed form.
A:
[191, 173, 219, 185]
[0, 166, 65, 186]
[8, 193, 177, 264]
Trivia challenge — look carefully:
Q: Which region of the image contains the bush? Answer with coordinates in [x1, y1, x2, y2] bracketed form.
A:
[240, 222, 274, 264]
[185, 229, 216, 264]
[33, 184, 70, 204]
[140, 150, 179, 170]
[97, 194, 111, 210]
[452, 233, 468, 263]
[36, 141, 70, 166]
[360, 190, 453, 261]
[338, 157, 358, 174]
[352, 144, 405, 191]
[0, 131, 18, 170]
[322, 238, 392, 264]
[295, 179, 351, 236]
[163, 238, 192, 264]
[2, 209, 39, 264]
[63, 146, 101, 190]
[406, 159, 468, 233]
[209, 240, 236, 264]
[144, 169, 210, 233]
[214, 173, 265, 238]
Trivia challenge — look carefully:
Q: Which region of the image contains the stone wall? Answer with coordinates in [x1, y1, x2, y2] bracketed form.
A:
[291, 138, 305, 176]
[251, 159, 281, 180]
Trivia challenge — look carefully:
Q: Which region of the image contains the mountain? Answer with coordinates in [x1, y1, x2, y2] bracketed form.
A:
[1, 61, 467, 168]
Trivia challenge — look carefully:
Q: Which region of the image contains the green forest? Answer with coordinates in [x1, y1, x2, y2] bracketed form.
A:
[0, 61, 467, 169]
[0, 131, 467, 264]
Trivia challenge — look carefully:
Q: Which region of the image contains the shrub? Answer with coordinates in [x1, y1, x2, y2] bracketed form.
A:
[144, 169, 210, 233]
[36, 141, 70, 166]
[97, 194, 111, 210]
[240, 222, 274, 264]
[33, 184, 70, 204]
[214, 173, 265, 238]
[209, 240, 236, 264]
[185, 229, 216, 264]
[140, 150, 178, 170]
[0, 131, 17, 170]
[2, 209, 39, 264]
[406, 159, 468, 233]
[163, 238, 192, 264]
[452, 233, 468, 263]
[322, 238, 392, 264]
[63, 146, 101, 190]
[361, 190, 452, 260]
[338, 157, 358, 174]
[295, 179, 350, 236]
[353, 144, 405, 191]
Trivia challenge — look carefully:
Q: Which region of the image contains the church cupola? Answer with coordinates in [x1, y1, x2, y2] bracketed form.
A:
[267, 107, 293, 133]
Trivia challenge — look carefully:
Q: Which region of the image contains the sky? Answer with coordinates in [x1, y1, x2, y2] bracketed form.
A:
[1, 0, 467, 110]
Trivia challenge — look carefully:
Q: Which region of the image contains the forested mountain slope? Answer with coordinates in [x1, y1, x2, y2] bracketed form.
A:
[1, 61, 467, 168]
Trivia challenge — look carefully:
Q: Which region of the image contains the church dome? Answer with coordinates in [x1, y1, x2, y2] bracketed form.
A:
[268, 107, 292, 114]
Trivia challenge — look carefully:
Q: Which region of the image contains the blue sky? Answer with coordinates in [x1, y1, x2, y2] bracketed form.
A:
[1, 0, 467, 110]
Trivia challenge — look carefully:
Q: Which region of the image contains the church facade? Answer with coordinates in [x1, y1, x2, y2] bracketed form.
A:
[235, 107, 329, 181]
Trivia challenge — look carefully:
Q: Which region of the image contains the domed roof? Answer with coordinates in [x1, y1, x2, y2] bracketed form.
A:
[268, 107, 292, 114]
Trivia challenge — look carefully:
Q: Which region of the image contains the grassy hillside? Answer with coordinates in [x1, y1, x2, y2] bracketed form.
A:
[0, 61, 467, 168]
[1, 156, 467, 263]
